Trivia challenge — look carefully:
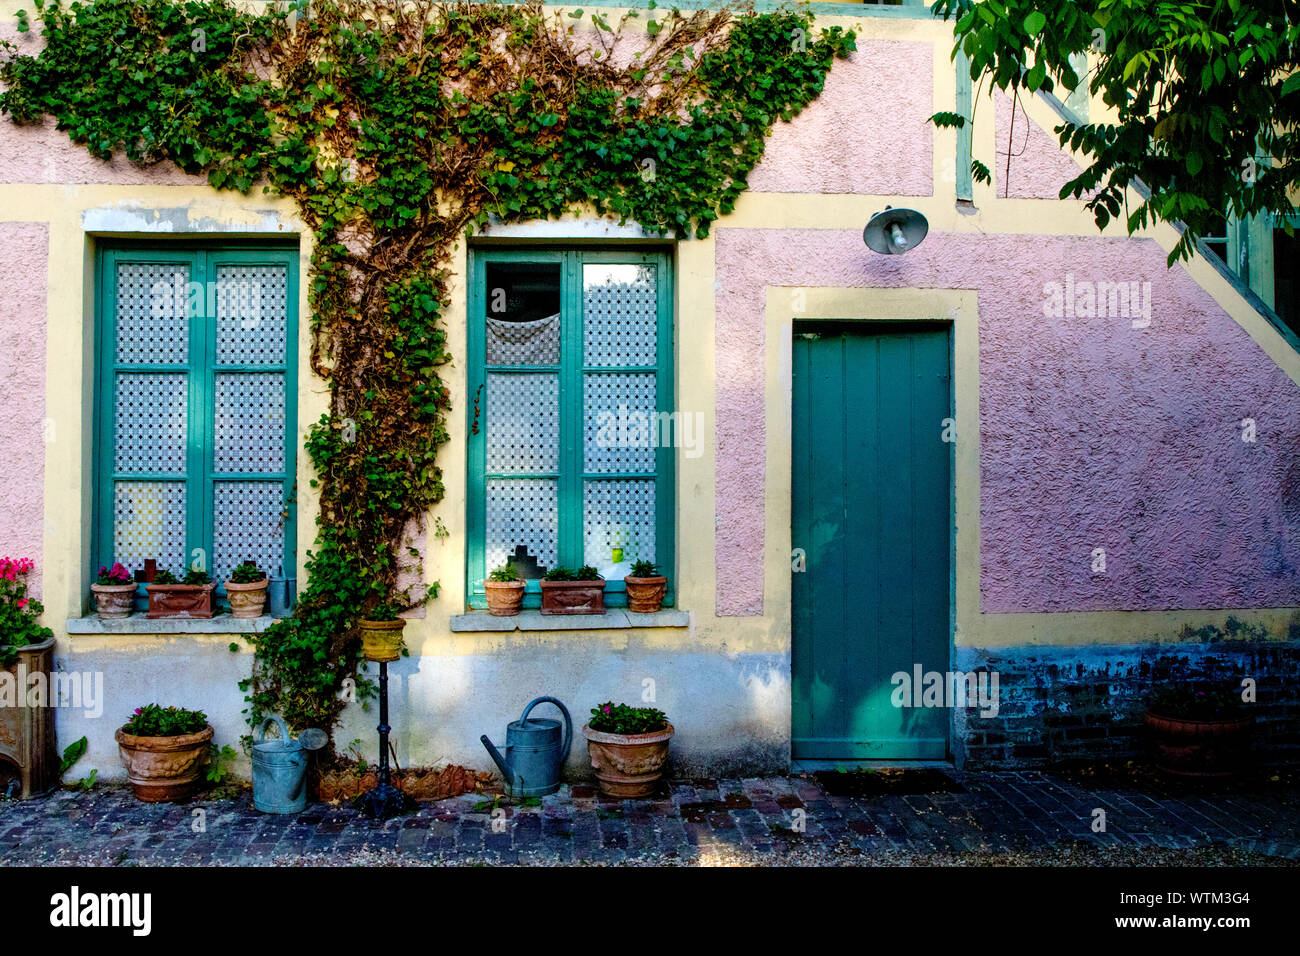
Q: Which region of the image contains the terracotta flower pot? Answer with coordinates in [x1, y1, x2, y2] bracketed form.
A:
[483, 579, 525, 616]
[0, 636, 56, 799]
[623, 575, 667, 613]
[145, 582, 216, 619]
[91, 582, 137, 619]
[359, 618, 406, 663]
[114, 724, 214, 803]
[1144, 710, 1254, 777]
[540, 578, 605, 615]
[582, 722, 674, 798]
[225, 578, 269, 619]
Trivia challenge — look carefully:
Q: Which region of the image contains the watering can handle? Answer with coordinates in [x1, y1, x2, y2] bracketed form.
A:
[254, 714, 291, 745]
[520, 696, 572, 763]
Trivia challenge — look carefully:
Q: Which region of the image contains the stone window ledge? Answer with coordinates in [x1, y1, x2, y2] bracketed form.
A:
[66, 613, 276, 635]
[450, 609, 690, 633]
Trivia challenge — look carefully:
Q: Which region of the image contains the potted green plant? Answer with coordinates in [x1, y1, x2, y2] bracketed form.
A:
[483, 561, 525, 617]
[539, 565, 605, 615]
[90, 562, 136, 619]
[225, 560, 269, 619]
[359, 602, 406, 662]
[581, 701, 674, 797]
[623, 559, 667, 613]
[1144, 684, 1253, 777]
[114, 704, 215, 802]
[0, 557, 56, 798]
[145, 567, 217, 619]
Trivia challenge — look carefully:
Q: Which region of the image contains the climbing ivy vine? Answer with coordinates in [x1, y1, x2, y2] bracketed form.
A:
[1, 0, 853, 751]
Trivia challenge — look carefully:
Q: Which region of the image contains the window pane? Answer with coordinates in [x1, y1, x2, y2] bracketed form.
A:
[115, 373, 187, 474]
[213, 481, 285, 581]
[584, 372, 656, 473]
[485, 262, 561, 366]
[583, 263, 657, 366]
[584, 479, 655, 568]
[215, 264, 288, 365]
[486, 478, 558, 577]
[116, 262, 189, 365]
[214, 372, 286, 473]
[114, 481, 186, 574]
[486, 372, 559, 474]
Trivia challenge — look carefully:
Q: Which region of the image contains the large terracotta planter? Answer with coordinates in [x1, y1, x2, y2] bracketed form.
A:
[623, 575, 667, 613]
[540, 578, 606, 615]
[225, 578, 269, 619]
[359, 618, 406, 663]
[483, 579, 525, 616]
[115, 724, 214, 803]
[146, 582, 216, 619]
[0, 637, 56, 799]
[1144, 710, 1254, 777]
[582, 722, 674, 798]
[91, 582, 137, 619]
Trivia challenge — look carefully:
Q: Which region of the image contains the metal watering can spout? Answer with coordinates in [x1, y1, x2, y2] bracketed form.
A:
[479, 734, 515, 787]
[481, 696, 572, 798]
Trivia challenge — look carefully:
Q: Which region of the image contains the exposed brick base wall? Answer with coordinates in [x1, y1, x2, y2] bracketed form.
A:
[953, 640, 1300, 769]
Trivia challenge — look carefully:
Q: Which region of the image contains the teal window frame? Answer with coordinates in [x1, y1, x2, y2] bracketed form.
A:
[466, 247, 675, 610]
[93, 241, 299, 600]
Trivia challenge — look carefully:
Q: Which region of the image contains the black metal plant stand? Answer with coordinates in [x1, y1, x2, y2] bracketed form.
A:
[354, 660, 415, 820]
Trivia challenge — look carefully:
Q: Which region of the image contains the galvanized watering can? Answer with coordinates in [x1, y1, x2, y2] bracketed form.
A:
[251, 715, 327, 814]
[480, 697, 572, 797]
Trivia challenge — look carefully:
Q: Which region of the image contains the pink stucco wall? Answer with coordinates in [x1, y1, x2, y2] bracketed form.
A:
[749, 41, 934, 196]
[993, 90, 1086, 201]
[0, 25, 197, 186]
[714, 228, 1300, 615]
[0, 222, 48, 596]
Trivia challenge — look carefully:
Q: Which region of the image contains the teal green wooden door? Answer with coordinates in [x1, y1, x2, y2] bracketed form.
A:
[791, 324, 952, 760]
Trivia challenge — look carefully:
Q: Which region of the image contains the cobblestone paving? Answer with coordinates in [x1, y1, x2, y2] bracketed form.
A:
[1, 771, 1296, 866]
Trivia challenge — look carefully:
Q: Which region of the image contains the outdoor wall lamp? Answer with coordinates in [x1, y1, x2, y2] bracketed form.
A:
[864, 206, 929, 254]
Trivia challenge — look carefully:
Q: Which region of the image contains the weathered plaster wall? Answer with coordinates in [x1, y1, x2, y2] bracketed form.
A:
[715, 227, 1300, 615]
[749, 41, 934, 197]
[0, 221, 48, 595]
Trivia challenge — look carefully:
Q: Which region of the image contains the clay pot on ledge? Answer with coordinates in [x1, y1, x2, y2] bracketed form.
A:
[582, 722, 674, 798]
[225, 578, 269, 619]
[623, 575, 667, 614]
[359, 618, 406, 663]
[539, 578, 606, 616]
[91, 582, 138, 619]
[145, 582, 216, 619]
[115, 724, 214, 803]
[483, 579, 525, 616]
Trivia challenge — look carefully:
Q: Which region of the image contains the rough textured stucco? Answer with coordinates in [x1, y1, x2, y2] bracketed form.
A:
[993, 91, 1084, 200]
[713, 228, 1300, 615]
[0, 26, 198, 186]
[0, 222, 47, 596]
[749, 42, 933, 196]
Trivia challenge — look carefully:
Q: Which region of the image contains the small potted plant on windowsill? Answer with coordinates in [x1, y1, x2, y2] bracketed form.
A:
[483, 561, 525, 617]
[624, 559, 667, 613]
[114, 704, 215, 803]
[539, 565, 605, 615]
[582, 701, 674, 797]
[359, 602, 406, 662]
[146, 567, 217, 619]
[225, 560, 269, 619]
[91, 562, 136, 619]
[1144, 684, 1254, 778]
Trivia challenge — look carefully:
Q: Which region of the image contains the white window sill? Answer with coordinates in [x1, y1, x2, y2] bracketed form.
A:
[449, 609, 690, 633]
[66, 613, 278, 635]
